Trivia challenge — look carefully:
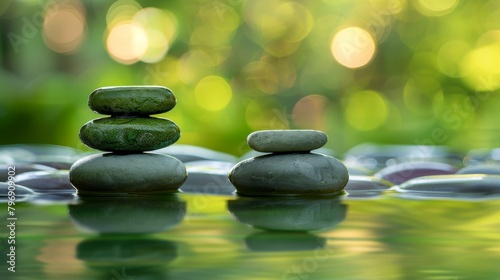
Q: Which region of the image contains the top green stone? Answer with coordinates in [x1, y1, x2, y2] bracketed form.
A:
[247, 129, 328, 153]
[88, 86, 176, 116]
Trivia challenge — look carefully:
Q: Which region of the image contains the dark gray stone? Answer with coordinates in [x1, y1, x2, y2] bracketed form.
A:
[396, 174, 500, 194]
[69, 153, 187, 195]
[457, 164, 500, 175]
[79, 117, 180, 152]
[14, 170, 74, 193]
[247, 129, 328, 153]
[229, 153, 349, 195]
[0, 164, 56, 181]
[374, 161, 457, 185]
[0, 182, 36, 196]
[88, 86, 176, 116]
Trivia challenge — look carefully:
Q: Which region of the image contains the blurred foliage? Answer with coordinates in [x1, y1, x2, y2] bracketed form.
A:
[1, 0, 500, 155]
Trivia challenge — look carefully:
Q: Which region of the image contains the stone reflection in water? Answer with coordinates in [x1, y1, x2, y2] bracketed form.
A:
[227, 196, 347, 231]
[76, 237, 176, 279]
[245, 232, 326, 252]
[68, 196, 186, 234]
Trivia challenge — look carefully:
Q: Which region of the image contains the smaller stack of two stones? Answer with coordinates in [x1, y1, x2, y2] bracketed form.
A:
[229, 130, 349, 195]
[69, 86, 187, 195]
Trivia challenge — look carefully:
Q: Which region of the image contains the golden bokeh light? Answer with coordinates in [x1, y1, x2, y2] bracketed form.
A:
[415, 0, 459, 16]
[331, 27, 376, 69]
[195, 76, 233, 111]
[292, 95, 329, 130]
[460, 41, 500, 91]
[105, 4, 177, 64]
[133, 7, 177, 63]
[106, 22, 148, 65]
[345, 90, 388, 131]
[43, 2, 86, 54]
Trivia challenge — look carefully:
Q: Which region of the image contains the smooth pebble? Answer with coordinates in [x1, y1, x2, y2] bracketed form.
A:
[247, 130, 328, 153]
[69, 153, 187, 195]
[88, 86, 176, 116]
[229, 153, 349, 195]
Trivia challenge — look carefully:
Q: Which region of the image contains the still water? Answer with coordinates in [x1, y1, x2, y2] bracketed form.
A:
[2, 192, 500, 280]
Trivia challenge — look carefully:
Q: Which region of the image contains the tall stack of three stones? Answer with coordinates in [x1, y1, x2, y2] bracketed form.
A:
[69, 86, 187, 195]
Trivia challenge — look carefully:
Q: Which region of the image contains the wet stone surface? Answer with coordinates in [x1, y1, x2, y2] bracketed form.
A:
[374, 161, 458, 185]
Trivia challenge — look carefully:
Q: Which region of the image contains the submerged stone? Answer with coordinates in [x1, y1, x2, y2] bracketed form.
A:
[229, 153, 349, 195]
[374, 161, 457, 185]
[88, 86, 176, 116]
[0, 182, 36, 196]
[456, 164, 500, 175]
[396, 174, 500, 194]
[0, 164, 56, 181]
[14, 170, 74, 193]
[247, 129, 328, 153]
[69, 153, 187, 195]
[79, 117, 180, 152]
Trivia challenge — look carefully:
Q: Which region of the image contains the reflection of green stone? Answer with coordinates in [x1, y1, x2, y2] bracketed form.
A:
[245, 232, 326, 252]
[69, 153, 187, 195]
[227, 196, 347, 231]
[77, 237, 177, 270]
[88, 86, 176, 116]
[79, 117, 180, 152]
[68, 196, 186, 234]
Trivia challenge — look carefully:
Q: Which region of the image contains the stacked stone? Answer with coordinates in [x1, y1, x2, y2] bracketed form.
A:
[229, 130, 349, 195]
[69, 86, 187, 195]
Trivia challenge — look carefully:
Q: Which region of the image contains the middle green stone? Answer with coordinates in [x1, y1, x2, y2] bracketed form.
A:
[79, 117, 180, 152]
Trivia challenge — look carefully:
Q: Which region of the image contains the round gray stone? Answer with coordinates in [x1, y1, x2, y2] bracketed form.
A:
[247, 130, 328, 153]
[228, 153, 349, 195]
[396, 174, 500, 193]
[79, 117, 180, 152]
[69, 153, 187, 195]
[88, 86, 176, 116]
[0, 182, 36, 197]
[457, 164, 500, 175]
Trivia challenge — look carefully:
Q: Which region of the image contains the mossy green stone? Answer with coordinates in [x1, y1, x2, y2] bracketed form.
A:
[88, 86, 176, 116]
[69, 153, 187, 194]
[79, 117, 180, 152]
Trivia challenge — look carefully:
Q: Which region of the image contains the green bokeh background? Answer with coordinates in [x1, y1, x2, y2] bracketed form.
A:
[1, 0, 500, 156]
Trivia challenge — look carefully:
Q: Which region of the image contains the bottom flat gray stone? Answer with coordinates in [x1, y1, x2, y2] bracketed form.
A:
[69, 153, 187, 194]
[228, 153, 349, 195]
